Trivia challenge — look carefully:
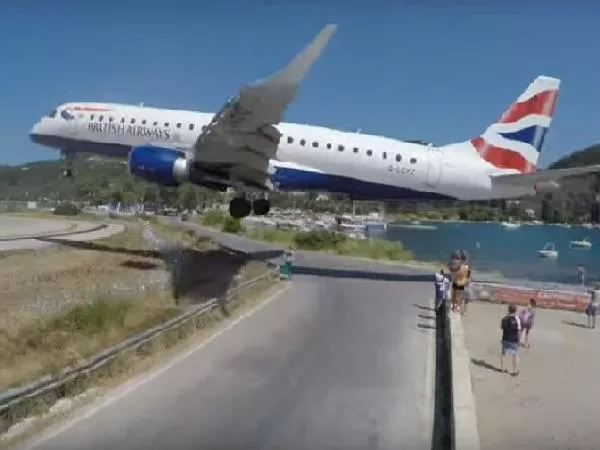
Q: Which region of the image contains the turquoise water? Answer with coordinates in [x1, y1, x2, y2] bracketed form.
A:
[380, 222, 600, 285]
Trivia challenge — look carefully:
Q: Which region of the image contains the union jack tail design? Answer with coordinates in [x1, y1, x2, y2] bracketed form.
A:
[469, 76, 560, 173]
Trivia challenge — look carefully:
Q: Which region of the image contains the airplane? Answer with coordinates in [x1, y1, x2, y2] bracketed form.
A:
[30, 25, 600, 219]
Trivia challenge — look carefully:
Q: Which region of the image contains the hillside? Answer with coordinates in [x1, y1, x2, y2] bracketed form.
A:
[548, 143, 600, 169]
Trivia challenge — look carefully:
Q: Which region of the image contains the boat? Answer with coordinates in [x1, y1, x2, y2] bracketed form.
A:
[501, 221, 521, 230]
[538, 243, 558, 258]
[570, 237, 592, 249]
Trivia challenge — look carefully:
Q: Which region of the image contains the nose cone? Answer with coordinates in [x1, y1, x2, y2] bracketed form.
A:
[29, 122, 42, 143]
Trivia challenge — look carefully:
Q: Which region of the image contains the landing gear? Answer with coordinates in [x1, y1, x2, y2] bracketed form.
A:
[229, 196, 252, 219]
[252, 198, 270, 216]
[228, 195, 271, 219]
[61, 168, 73, 178]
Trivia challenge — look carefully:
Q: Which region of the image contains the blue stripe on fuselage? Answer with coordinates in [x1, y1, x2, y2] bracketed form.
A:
[270, 166, 456, 201]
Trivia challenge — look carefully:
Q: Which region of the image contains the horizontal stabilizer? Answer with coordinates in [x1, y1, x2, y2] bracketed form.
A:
[491, 164, 600, 186]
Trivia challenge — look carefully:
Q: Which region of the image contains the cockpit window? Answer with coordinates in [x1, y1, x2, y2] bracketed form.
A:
[46, 109, 57, 118]
[60, 109, 75, 121]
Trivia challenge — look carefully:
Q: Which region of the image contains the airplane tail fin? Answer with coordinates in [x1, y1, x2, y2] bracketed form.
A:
[467, 75, 560, 174]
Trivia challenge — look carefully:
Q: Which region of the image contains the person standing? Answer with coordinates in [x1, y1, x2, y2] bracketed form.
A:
[500, 304, 521, 376]
[434, 268, 450, 311]
[585, 283, 600, 329]
[518, 298, 536, 347]
[451, 252, 470, 314]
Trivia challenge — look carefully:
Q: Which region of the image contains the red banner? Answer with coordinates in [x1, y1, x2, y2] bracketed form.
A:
[484, 285, 589, 311]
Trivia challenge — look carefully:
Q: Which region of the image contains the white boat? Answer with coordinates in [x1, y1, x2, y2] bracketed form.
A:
[538, 243, 558, 258]
[501, 221, 521, 230]
[570, 237, 592, 249]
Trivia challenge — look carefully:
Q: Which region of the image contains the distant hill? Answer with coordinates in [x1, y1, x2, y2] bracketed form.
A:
[548, 143, 600, 169]
[0, 156, 128, 202]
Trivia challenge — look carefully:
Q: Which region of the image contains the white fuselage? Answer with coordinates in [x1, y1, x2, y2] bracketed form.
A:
[30, 102, 535, 201]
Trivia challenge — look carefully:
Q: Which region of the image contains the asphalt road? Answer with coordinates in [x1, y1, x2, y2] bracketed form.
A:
[19, 224, 436, 450]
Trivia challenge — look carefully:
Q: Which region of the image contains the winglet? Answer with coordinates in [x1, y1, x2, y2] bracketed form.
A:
[251, 24, 337, 90]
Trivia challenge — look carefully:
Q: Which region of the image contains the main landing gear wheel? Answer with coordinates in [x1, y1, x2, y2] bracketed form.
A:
[61, 168, 73, 178]
[252, 198, 271, 216]
[229, 196, 252, 219]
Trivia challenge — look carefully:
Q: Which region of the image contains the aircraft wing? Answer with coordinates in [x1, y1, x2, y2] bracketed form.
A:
[491, 165, 600, 186]
[189, 24, 337, 192]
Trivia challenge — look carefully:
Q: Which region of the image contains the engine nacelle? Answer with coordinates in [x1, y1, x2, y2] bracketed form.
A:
[533, 180, 561, 194]
[128, 146, 190, 187]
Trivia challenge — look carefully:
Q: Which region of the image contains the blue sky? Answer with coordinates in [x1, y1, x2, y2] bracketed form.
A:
[1, 1, 599, 167]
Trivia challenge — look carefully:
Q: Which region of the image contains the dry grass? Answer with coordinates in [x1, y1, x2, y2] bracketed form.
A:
[0, 220, 272, 391]
[0, 222, 205, 323]
[0, 292, 180, 390]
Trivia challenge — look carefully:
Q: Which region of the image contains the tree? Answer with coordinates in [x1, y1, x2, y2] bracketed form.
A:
[179, 184, 198, 211]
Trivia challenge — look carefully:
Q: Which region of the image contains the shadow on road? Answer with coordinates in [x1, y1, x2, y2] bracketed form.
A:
[562, 320, 590, 329]
[290, 265, 433, 282]
[36, 237, 247, 306]
[471, 358, 504, 373]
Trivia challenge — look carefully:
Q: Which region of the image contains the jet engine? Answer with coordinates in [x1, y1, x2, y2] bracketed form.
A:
[128, 146, 190, 187]
[533, 180, 561, 194]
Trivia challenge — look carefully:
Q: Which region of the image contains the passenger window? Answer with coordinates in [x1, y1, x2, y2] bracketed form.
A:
[326, 143, 332, 149]
[189, 124, 195, 130]
[395, 154, 402, 162]
[90, 114, 95, 120]
[164, 122, 170, 127]
[46, 109, 57, 118]
[130, 118, 136, 124]
[142, 119, 147, 125]
[98, 115, 104, 122]
[410, 157, 417, 164]
[312, 142, 319, 148]
[153, 121, 158, 126]
[367, 150, 373, 156]
[176, 123, 182, 128]
[109, 117, 114, 123]
[338, 145, 344, 151]
[353, 147, 359, 153]
[383, 152, 387, 159]
[287, 137, 294, 144]
[120, 118, 125, 124]
[300, 139, 306, 146]
[201, 125, 206, 131]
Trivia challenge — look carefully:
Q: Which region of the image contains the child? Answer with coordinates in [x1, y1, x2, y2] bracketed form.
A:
[500, 304, 521, 376]
[586, 283, 600, 329]
[518, 298, 536, 347]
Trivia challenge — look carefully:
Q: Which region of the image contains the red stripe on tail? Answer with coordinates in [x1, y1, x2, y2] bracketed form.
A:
[499, 89, 559, 124]
[471, 137, 536, 173]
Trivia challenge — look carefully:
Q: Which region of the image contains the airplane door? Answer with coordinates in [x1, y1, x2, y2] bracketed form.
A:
[425, 146, 442, 188]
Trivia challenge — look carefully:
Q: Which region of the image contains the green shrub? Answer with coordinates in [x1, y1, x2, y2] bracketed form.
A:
[136, 213, 159, 224]
[221, 217, 244, 233]
[201, 209, 226, 227]
[293, 230, 346, 251]
[247, 227, 295, 245]
[335, 238, 413, 260]
[53, 202, 80, 216]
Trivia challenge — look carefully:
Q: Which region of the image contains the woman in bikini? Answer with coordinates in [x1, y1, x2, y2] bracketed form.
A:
[451, 253, 470, 313]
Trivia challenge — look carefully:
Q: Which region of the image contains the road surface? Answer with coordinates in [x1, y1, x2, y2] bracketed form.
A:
[0, 216, 124, 251]
[19, 225, 436, 450]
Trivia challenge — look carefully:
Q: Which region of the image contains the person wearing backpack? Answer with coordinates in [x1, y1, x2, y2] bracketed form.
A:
[518, 298, 536, 348]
